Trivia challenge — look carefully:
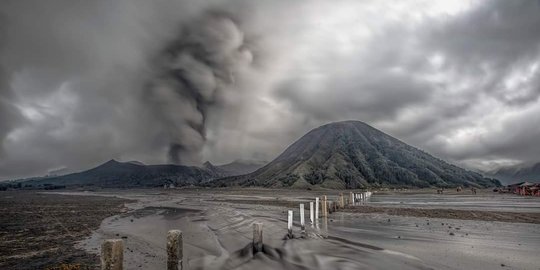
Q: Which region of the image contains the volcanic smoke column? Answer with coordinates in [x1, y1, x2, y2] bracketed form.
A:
[146, 12, 254, 165]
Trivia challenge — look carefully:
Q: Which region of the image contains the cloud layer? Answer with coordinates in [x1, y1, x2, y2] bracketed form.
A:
[1, 0, 539, 179]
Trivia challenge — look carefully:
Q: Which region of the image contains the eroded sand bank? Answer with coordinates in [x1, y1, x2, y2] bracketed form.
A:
[73, 190, 540, 270]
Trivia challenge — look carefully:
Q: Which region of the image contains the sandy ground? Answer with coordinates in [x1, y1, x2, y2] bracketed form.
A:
[64, 189, 540, 270]
[0, 191, 133, 270]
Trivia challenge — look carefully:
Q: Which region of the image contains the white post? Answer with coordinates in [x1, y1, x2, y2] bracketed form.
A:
[300, 204, 305, 231]
[253, 223, 263, 253]
[309, 202, 314, 224]
[287, 210, 293, 238]
[315, 197, 319, 220]
[322, 196, 328, 217]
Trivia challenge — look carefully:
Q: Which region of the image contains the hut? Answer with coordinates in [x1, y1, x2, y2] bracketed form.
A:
[507, 182, 540, 196]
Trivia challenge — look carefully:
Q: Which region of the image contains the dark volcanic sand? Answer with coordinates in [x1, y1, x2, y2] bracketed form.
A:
[0, 191, 132, 270]
[341, 206, 540, 224]
[212, 198, 540, 224]
[2, 189, 539, 269]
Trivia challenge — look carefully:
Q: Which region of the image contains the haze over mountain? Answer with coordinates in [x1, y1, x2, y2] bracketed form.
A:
[487, 163, 540, 185]
[216, 160, 268, 176]
[212, 121, 500, 189]
[12, 121, 501, 189]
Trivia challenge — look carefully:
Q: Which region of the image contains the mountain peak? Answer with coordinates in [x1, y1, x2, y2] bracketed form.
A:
[212, 121, 500, 189]
[203, 161, 215, 169]
[102, 159, 121, 166]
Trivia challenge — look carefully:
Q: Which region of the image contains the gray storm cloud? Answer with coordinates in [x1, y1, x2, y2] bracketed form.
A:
[145, 12, 254, 165]
[0, 0, 540, 180]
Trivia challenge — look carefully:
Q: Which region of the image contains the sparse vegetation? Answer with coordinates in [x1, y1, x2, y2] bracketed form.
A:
[0, 191, 132, 270]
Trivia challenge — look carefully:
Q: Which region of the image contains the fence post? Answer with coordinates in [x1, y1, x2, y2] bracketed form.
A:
[322, 195, 328, 217]
[350, 192, 354, 206]
[167, 230, 183, 270]
[101, 239, 123, 270]
[315, 197, 319, 220]
[300, 203, 306, 231]
[309, 201, 314, 224]
[328, 201, 333, 214]
[288, 210, 293, 238]
[253, 222, 263, 253]
[339, 193, 344, 208]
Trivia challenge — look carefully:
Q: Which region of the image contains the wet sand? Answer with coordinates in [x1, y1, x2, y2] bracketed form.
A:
[69, 189, 540, 270]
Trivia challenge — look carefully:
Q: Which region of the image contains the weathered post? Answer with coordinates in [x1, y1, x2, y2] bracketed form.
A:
[339, 193, 344, 208]
[101, 239, 123, 270]
[315, 197, 319, 220]
[300, 203, 305, 231]
[309, 202, 314, 224]
[322, 195, 328, 217]
[167, 230, 183, 270]
[350, 192, 354, 206]
[288, 210, 293, 238]
[328, 201, 333, 214]
[253, 222, 263, 253]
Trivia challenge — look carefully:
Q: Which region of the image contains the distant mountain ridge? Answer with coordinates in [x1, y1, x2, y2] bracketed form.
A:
[22, 159, 216, 188]
[488, 163, 540, 185]
[216, 160, 268, 175]
[18, 159, 267, 188]
[210, 121, 500, 189]
[15, 121, 500, 189]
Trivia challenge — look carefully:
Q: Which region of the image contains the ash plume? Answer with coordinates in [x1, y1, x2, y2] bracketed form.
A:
[0, 18, 23, 157]
[146, 11, 254, 165]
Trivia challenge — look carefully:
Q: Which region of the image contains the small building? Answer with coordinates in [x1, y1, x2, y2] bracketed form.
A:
[507, 182, 540, 196]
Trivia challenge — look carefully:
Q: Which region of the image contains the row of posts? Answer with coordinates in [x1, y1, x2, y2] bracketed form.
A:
[286, 191, 372, 237]
[102, 225, 267, 270]
[101, 191, 373, 269]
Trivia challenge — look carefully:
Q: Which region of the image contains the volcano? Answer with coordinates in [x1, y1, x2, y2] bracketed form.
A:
[211, 121, 500, 189]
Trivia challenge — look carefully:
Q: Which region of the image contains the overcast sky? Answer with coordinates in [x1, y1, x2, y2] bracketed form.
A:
[1, 0, 539, 180]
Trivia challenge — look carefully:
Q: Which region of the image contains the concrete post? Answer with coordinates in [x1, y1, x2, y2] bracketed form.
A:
[101, 239, 123, 270]
[253, 222, 263, 253]
[322, 195, 328, 217]
[300, 203, 305, 231]
[288, 210, 293, 238]
[315, 197, 319, 220]
[309, 202, 314, 224]
[167, 230, 183, 270]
